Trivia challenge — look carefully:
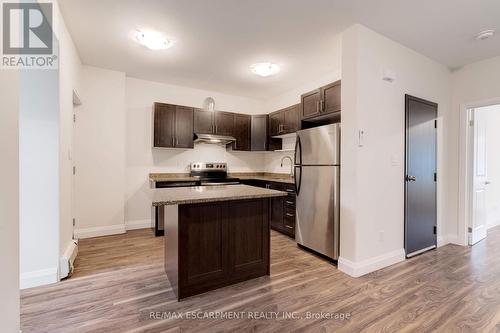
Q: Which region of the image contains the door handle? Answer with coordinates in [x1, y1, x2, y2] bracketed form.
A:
[406, 175, 417, 182]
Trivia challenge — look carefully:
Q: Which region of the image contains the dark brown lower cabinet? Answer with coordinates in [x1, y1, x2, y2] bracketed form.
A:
[241, 180, 296, 238]
[164, 199, 270, 300]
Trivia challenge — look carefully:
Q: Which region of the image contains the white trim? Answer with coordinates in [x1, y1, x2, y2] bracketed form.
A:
[338, 248, 406, 277]
[74, 224, 126, 239]
[406, 245, 436, 258]
[459, 97, 500, 247]
[126, 219, 152, 230]
[20, 267, 58, 289]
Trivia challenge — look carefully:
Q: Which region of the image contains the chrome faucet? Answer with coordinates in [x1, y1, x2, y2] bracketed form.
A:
[280, 156, 294, 177]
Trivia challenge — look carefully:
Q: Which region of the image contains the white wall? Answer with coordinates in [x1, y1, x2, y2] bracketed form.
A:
[0, 70, 20, 332]
[125, 77, 268, 228]
[476, 105, 500, 229]
[263, 35, 342, 112]
[339, 25, 452, 277]
[19, 68, 60, 289]
[74, 66, 126, 238]
[451, 56, 500, 243]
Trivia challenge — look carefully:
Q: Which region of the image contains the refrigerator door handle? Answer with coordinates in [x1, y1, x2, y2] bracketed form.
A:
[294, 165, 302, 195]
[294, 135, 302, 165]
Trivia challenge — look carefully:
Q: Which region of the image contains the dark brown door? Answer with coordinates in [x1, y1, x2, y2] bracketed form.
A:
[405, 95, 437, 258]
[301, 89, 321, 119]
[226, 199, 269, 277]
[194, 109, 214, 134]
[283, 104, 300, 134]
[214, 112, 234, 136]
[322, 81, 341, 114]
[269, 111, 284, 136]
[251, 115, 268, 151]
[233, 114, 251, 151]
[174, 106, 194, 148]
[153, 103, 175, 148]
[179, 203, 227, 287]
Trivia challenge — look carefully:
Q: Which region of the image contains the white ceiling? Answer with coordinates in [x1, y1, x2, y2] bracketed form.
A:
[59, 0, 500, 99]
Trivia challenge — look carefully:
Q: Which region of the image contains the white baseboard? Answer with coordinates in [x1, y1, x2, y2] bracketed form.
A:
[488, 219, 500, 229]
[338, 248, 406, 278]
[74, 224, 126, 239]
[125, 219, 152, 230]
[20, 267, 58, 289]
[438, 234, 461, 247]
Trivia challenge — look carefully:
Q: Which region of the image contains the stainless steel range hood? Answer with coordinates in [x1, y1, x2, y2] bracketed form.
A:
[194, 133, 236, 145]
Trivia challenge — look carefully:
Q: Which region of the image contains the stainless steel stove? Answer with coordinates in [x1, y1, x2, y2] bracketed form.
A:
[190, 162, 240, 185]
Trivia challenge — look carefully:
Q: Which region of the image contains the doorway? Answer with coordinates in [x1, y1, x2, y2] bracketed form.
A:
[465, 104, 500, 245]
[404, 95, 438, 257]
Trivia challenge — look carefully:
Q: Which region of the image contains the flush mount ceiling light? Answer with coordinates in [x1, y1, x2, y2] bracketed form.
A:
[135, 30, 172, 50]
[250, 62, 280, 77]
[475, 29, 495, 41]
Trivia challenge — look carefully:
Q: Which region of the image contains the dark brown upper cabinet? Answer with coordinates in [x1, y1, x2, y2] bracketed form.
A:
[214, 111, 234, 136]
[301, 80, 341, 120]
[153, 103, 194, 149]
[269, 104, 300, 136]
[194, 109, 234, 136]
[301, 89, 321, 119]
[322, 81, 341, 114]
[232, 114, 251, 151]
[251, 115, 269, 151]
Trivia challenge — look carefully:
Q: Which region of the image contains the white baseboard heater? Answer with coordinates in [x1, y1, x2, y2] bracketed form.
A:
[59, 239, 78, 279]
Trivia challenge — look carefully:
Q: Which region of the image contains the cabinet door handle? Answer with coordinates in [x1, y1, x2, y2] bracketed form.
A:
[285, 189, 294, 193]
[285, 201, 294, 205]
[285, 225, 294, 229]
[320, 100, 324, 112]
[286, 213, 294, 217]
[317, 100, 320, 113]
[172, 137, 175, 146]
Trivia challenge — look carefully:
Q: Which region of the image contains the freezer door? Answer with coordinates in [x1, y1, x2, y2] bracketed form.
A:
[295, 165, 339, 259]
[297, 123, 340, 166]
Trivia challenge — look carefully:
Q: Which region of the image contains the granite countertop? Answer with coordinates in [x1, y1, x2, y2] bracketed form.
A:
[230, 173, 294, 184]
[152, 184, 287, 206]
[149, 173, 197, 182]
[149, 172, 294, 184]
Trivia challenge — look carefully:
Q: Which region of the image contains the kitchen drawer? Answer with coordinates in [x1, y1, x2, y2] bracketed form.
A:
[285, 204, 295, 215]
[284, 196, 295, 205]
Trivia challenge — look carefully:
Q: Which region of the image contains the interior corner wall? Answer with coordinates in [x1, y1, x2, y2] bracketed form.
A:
[54, 1, 82, 261]
[339, 24, 452, 277]
[0, 71, 20, 332]
[74, 66, 126, 238]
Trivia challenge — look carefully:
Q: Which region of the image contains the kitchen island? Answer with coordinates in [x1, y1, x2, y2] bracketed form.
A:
[152, 184, 287, 300]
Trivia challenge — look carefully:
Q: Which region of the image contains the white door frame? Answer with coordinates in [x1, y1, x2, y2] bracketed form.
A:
[458, 97, 500, 246]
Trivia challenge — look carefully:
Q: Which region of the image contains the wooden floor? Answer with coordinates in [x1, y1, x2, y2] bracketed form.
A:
[21, 227, 500, 333]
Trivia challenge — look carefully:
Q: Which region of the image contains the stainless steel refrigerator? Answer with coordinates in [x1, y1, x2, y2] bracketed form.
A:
[294, 123, 340, 260]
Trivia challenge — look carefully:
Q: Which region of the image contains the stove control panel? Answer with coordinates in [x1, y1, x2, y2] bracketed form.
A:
[190, 162, 227, 172]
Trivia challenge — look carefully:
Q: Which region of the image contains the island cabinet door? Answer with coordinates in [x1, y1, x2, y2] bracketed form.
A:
[225, 199, 270, 278]
[178, 203, 228, 290]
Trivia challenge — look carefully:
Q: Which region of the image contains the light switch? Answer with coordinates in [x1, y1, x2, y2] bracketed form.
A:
[358, 130, 365, 147]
